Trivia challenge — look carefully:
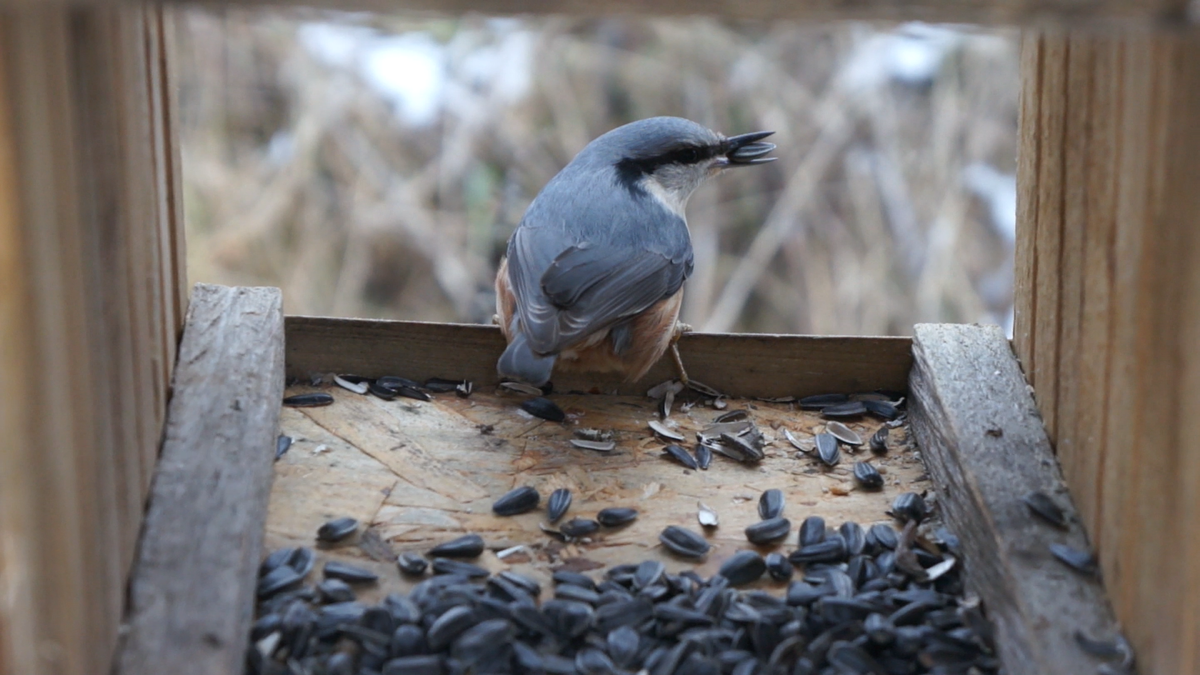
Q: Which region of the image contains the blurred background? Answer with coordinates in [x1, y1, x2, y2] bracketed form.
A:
[174, 9, 1019, 336]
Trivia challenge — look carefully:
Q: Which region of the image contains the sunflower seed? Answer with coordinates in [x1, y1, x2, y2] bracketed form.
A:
[839, 521, 866, 556]
[719, 432, 765, 463]
[576, 647, 617, 675]
[660, 525, 710, 559]
[634, 560, 666, 589]
[1022, 491, 1068, 529]
[758, 489, 785, 520]
[698, 502, 719, 528]
[287, 547, 316, 576]
[663, 444, 699, 469]
[456, 381, 473, 397]
[784, 428, 810, 452]
[596, 507, 638, 527]
[493, 486, 540, 515]
[316, 517, 359, 543]
[547, 488, 572, 522]
[452, 618, 515, 663]
[500, 381, 543, 395]
[799, 516, 826, 547]
[869, 426, 889, 454]
[853, 461, 884, 490]
[607, 626, 640, 668]
[429, 533, 484, 559]
[789, 537, 848, 565]
[560, 519, 600, 538]
[798, 393, 849, 409]
[574, 428, 614, 442]
[334, 375, 369, 395]
[396, 552, 428, 576]
[659, 387, 676, 419]
[821, 401, 867, 418]
[745, 517, 792, 545]
[694, 444, 712, 470]
[275, 435, 293, 460]
[863, 399, 902, 420]
[867, 523, 899, 551]
[323, 560, 378, 583]
[815, 433, 840, 466]
[765, 552, 794, 581]
[719, 551, 767, 586]
[423, 377, 460, 392]
[316, 578, 356, 603]
[368, 380, 398, 400]
[1050, 543, 1098, 576]
[687, 380, 722, 397]
[382, 655, 442, 675]
[714, 410, 750, 423]
[649, 420, 686, 442]
[647, 379, 685, 399]
[571, 439, 617, 452]
[521, 397, 565, 422]
[890, 493, 928, 524]
[283, 392, 333, 407]
[431, 558, 489, 578]
[426, 605, 478, 651]
[257, 565, 304, 598]
[825, 421, 862, 446]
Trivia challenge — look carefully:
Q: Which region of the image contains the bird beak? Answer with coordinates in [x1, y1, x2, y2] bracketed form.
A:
[722, 130, 777, 167]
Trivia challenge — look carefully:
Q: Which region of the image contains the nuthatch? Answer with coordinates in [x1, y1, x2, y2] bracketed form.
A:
[495, 117, 776, 386]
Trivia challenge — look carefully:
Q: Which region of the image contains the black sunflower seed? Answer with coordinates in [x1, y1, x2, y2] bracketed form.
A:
[799, 516, 826, 547]
[257, 565, 304, 598]
[863, 399, 902, 420]
[789, 537, 848, 565]
[316, 578, 356, 603]
[260, 547, 294, 576]
[287, 547, 317, 576]
[798, 393, 849, 410]
[423, 377, 461, 392]
[283, 392, 334, 407]
[576, 648, 617, 675]
[839, 521, 866, 556]
[323, 560, 378, 583]
[821, 401, 867, 418]
[376, 376, 421, 391]
[745, 517, 792, 545]
[275, 435, 293, 460]
[596, 507, 638, 527]
[553, 570, 596, 590]
[368, 380, 398, 400]
[560, 519, 600, 538]
[607, 626, 640, 668]
[659, 525, 710, 559]
[381, 655, 442, 675]
[317, 517, 359, 543]
[815, 433, 840, 466]
[890, 493, 928, 524]
[869, 427, 889, 454]
[396, 552, 428, 576]
[429, 533, 484, 559]
[493, 486, 540, 516]
[664, 444, 699, 470]
[765, 552, 794, 581]
[694, 444, 713, 470]
[853, 461, 884, 490]
[426, 606, 478, 651]
[867, 523, 899, 551]
[521, 397, 565, 422]
[1023, 491, 1068, 529]
[431, 558, 490, 578]
[633, 560, 666, 589]
[758, 489, 785, 520]
[1050, 543, 1098, 576]
[718, 551, 766, 586]
[451, 619, 515, 663]
[547, 488, 572, 523]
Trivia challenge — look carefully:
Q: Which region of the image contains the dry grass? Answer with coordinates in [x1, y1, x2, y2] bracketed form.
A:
[174, 9, 1018, 335]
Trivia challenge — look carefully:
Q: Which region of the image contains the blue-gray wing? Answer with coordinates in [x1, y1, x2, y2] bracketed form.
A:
[507, 228, 691, 356]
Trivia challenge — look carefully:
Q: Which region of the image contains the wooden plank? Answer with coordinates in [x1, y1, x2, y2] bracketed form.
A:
[114, 284, 285, 675]
[3, 0, 1196, 27]
[908, 323, 1126, 675]
[285, 316, 913, 398]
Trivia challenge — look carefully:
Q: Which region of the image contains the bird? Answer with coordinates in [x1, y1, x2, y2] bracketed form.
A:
[495, 116, 776, 387]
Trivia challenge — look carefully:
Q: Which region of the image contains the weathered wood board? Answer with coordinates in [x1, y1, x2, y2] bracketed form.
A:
[265, 383, 928, 602]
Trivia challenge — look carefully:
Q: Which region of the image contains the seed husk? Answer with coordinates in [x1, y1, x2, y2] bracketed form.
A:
[890, 493, 929, 524]
[521, 397, 565, 422]
[784, 428, 809, 452]
[687, 380, 722, 397]
[570, 439, 617, 452]
[493, 486, 540, 516]
[283, 392, 333, 408]
[863, 399, 902, 420]
[798, 393, 849, 410]
[367, 380, 398, 400]
[718, 432, 765, 463]
[647, 379, 684, 399]
[853, 461, 884, 490]
[719, 551, 767, 586]
[799, 516, 826, 547]
[423, 377, 461, 393]
[316, 517, 359, 543]
[745, 517, 792, 545]
[560, 519, 600, 539]
[596, 507, 638, 527]
[1050, 543, 1098, 576]
[455, 381, 473, 397]
[659, 525, 710, 559]
[821, 401, 868, 418]
[648, 420, 686, 442]
[1022, 491, 1068, 529]
[396, 552, 428, 576]
[765, 552, 794, 581]
[869, 427, 889, 454]
[428, 533, 485, 559]
[275, 435, 293, 461]
[375, 375, 420, 391]
[694, 444, 713, 470]
[547, 488, 572, 523]
[825, 421, 863, 446]
[758, 489, 785, 520]
[500, 381, 543, 396]
[714, 410, 750, 423]
[323, 560, 378, 583]
[815, 433, 840, 466]
[334, 375, 369, 394]
[574, 428, 614, 443]
[698, 502, 719, 528]
[431, 558, 489, 578]
[663, 444, 699, 470]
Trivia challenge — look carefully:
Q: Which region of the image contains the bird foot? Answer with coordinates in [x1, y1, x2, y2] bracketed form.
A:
[670, 321, 692, 385]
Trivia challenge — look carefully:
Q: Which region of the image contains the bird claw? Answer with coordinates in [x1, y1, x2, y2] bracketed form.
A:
[670, 321, 692, 385]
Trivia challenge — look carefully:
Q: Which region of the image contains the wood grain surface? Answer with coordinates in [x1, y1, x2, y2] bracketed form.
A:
[909, 323, 1129, 675]
[1015, 31, 1200, 675]
[265, 378, 927, 604]
[114, 284, 284, 675]
[285, 316, 913, 399]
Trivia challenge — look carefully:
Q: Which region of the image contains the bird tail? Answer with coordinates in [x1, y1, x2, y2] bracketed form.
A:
[497, 331, 557, 386]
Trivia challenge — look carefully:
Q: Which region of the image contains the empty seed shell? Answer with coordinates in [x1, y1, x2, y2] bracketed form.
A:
[694, 444, 712, 470]
[428, 533, 484, 559]
[815, 433, 840, 466]
[714, 410, 750, 423]
[863, 399, 902, 420]
[455, 381, 473, 398]
[890, 492, 929, 523]
[821, 401, 867, 418]
[687, 380, 722, 397]
[560, 519, 600, 539]
[853, 461, 884, 490]
[521, 397, 565, 422]
[698, 502, 719, 528]
[798, 393, 849, 409]
[570, 439, 617, 452]
[647, 379, 684, 399]
[659, 525, 710, 559]
[869, 427, 889, 454]
[334, 375, 369, 394]
[784, 428, 809, 452]
[596, 507, 638, 527]
[574, 428, 614, 442]
[500, 381, 543, 395]
[367, 380, 398, 400]
[719, 432, 765, 463]
[799, 516, 826, 547]
[745, 517, 792, 545]
[765, 552, 794, 581]
[718, 551, 767, 586]
[283, 392, 333, 408]
[1050, 543, 1098, 576]
[758, 489, 785, 520]
[825, 421, 863, 446]
[493, 486, 540, 516]
[648, 420, 686, 442]
[316, 517, 359, 543]
[663, 444, 699, 470]
[547, 488, 572, 523]
[396, 552, 428, 576]
[1023, 491, 1068, 529]
[323, 560, 378, 583]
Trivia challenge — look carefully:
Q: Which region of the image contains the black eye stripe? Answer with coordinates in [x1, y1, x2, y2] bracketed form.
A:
[616, 144, 718, 178]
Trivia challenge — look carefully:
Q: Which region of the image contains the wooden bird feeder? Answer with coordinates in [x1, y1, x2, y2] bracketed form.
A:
[1, 3, 1197, 675]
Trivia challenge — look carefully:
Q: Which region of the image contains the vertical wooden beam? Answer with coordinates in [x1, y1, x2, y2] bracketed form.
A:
[0, 6, 185, 675]
[1016, 30, 1200, 675]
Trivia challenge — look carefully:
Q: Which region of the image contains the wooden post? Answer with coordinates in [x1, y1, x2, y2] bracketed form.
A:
[0, 6, 184, 675]
[1016, 30, 1200, 675]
